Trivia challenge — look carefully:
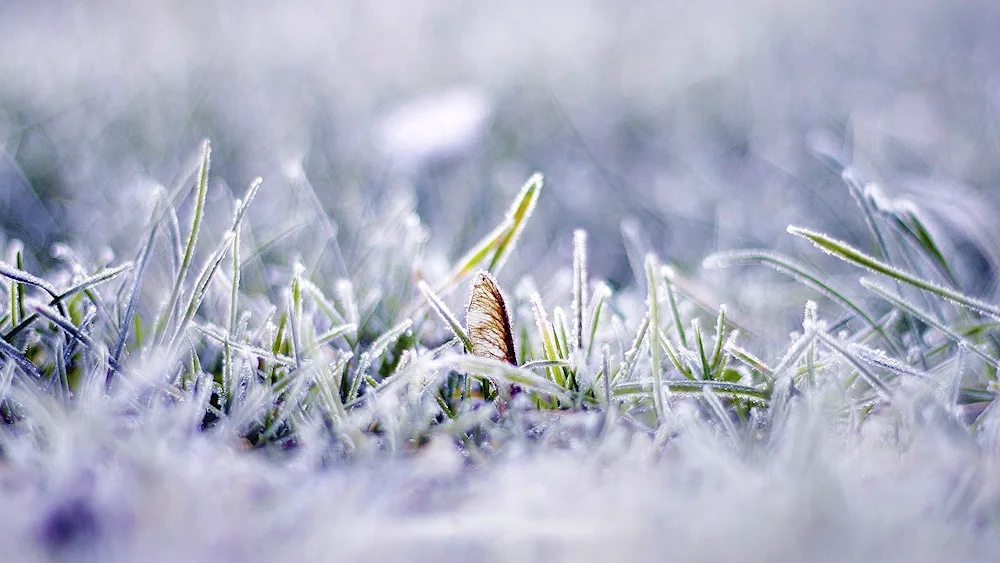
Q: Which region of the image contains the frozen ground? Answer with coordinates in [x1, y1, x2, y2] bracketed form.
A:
[2, 1, 1000, 561]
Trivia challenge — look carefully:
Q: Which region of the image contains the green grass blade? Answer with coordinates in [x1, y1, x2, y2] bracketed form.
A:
[309, 323, 359, 352]
[724, 337, 773, 378]
[441, 173, 543, 288]
[789, 225, 1000, 321]
[552, 307, 571, 360]
[612, 311, 649, 386]
[112, 224, 158, 366]
[195, 323, 297, 366]
[662, 266, 688, 348]
[848, 341, 930, 381]
[710, 305, 727, 371]
[693, 319, 711, 380]
[8, 272, 17, 328]
[445, 222, 509, 288]
[841, 170, 892, 261]
[530, 292, 566, 387]
[861, 278, 999, 368]
[288, 272, 304, 369]
[62, 263, 135, 303]
[154, 140, 212, 346]
[418, 280, 474, 353]
[586, 281, 610, 361]
[897, 209, 959, 288]
[645, 255, 666, 422]
[487, 173, 542, 273]
[367, 319, 413, 364]
[169, 231, 235, 352]
[815, 330, 894, 401]
[5, 261, 136, 347]
[704, 249, 903, 356]
[448, 355, 570, 402]
[656, 327, 695, 380]
[572, 229, 588, 350]
[613, 380, 769, 405]
[521, 359, 572, 370]
[300, 279, 348, 327]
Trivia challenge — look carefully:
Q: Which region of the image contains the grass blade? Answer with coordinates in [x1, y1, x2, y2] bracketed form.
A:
[704, 249, 902, 355]
[662, 266, 688, 348]
[169, 231, 235, 352]
[861, 278, 999, 368]
[448, 355, 570, 401]
[487, 173, 543, 273]
[418, 280, 474, 353]
[113, 223, 158, 369]
[815, 330, 894, 401]
[788, 225, 1000, 321]
[530, 292, 566, 387]
[645, 255, 666, 422]
[709, 305, 727, 371]
[0, 334, 41, 379]
[612, 311, 649, 386]
[613, 380, 769, 405]
[0, 259, 58, 298]
[572, 229, 588, 350]
[586, 281, 610, 361]
[443, 172, 543, 287]
[154, 140, 212, 346]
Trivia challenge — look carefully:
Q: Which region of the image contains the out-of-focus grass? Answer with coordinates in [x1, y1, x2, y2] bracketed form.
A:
[4, 0, 1000, 293]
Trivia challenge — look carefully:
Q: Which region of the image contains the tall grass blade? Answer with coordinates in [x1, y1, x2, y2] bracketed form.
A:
[789, 225, 1000, 321]
[704, 249, 902, 355]
[168, 231, 235, 352]
[645, 255, 666, 422]
[586, 281, 610, 361]
[572, 229, 588, 350]
[612, 311, 649, 386]
[656, 328, 695, 380]
[154, 140, 212, 346]
[487, 173, 542, 274]
[418, 281, 474, 353]
[861, 278, 999, 368]
[662, 266, 688, 348]
[530, 292, 566, 387]
[443, 173, 543, 287]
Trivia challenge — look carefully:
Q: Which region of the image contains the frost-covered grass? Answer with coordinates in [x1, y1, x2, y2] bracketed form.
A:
[1, 136, 1000, 562]
[4, 1, 1000, 561]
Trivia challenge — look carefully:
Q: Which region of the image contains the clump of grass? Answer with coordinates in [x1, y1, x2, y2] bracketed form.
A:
[0, 140, 996, 475]
[2, 140, 1000, 562]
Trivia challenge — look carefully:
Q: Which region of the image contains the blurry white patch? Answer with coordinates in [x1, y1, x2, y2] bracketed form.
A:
[376, 88, 492, 170]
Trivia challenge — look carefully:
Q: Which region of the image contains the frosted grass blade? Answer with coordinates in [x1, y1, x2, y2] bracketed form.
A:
[645, 255, 665, 422]
[154, 140, 212, 346]
[789, 225, 1000, 321]
[704, 249, 902, 355]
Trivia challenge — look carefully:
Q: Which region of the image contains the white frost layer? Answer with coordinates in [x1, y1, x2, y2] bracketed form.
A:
[2, 399, 998, 563]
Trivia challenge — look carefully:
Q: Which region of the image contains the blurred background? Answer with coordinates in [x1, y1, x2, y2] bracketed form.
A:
[2, 0, 1000, 295]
